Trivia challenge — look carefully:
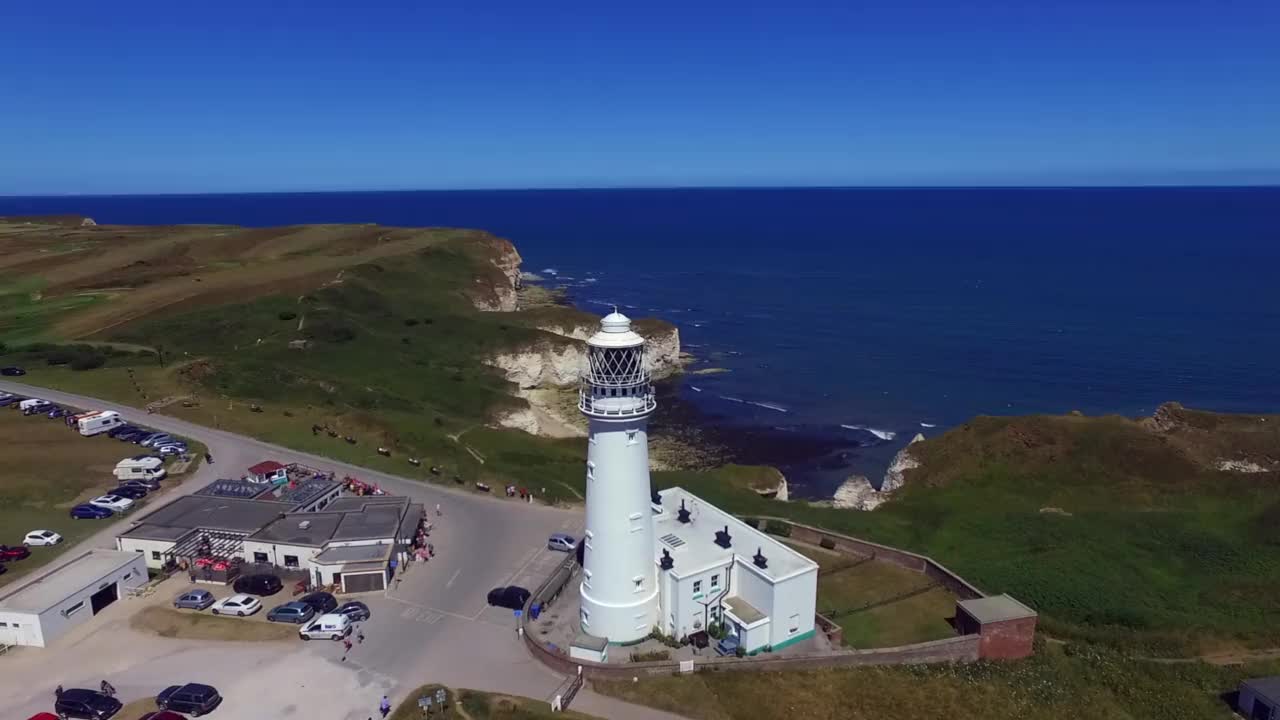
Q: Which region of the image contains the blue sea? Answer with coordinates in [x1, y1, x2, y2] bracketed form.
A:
[3, 188, 1278, 498]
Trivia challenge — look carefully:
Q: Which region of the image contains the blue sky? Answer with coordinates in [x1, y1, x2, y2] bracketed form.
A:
[2, 1, 1278, 194]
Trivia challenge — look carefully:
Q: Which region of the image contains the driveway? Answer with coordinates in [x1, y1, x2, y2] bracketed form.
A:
[0, 380, 682, 720]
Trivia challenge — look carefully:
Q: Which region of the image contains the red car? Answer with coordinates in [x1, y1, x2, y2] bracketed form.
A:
[27, 714, 59, 720]
[0, 545, 32, 561]
[139, 712, 187, 720]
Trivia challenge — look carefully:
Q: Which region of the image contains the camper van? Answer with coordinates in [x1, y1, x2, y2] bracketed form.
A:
[18, 398, 50, 414]
[77, 410, 123, 437]
[113, 456, 167, 483]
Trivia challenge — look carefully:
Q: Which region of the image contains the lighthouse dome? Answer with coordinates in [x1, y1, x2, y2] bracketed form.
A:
[588, 309, 645, 348]
[600, 311, 631, 333]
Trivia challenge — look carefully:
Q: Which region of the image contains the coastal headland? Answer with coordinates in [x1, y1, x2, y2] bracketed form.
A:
[4, 216, 1280, 717]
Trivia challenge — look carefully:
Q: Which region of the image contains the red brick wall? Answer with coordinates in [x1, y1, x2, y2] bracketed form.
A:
[976, 616, 1037, 660]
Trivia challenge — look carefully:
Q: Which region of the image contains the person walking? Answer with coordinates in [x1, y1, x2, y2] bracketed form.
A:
[101, 680, 116, 697]
[55, 684, 64, 699]
[379, 695, 391, 718]
[435, 503, 441, 516]
[356, 627, 365, 644]
[204, 452, 213, 464]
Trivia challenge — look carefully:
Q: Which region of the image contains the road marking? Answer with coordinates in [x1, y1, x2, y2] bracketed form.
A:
[445, 568, 461, 589]
[384, 594, 479, 623]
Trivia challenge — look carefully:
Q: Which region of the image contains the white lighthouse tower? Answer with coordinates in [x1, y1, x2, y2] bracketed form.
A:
[577, 310, 660, 643]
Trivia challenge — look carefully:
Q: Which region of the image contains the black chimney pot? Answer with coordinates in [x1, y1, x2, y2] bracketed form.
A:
[714, 524, 732, 549]
[659, 548, 674, 570]
[651, 487, 662, 505]
[753, 546, 768, 569]
[677, 499, 691, 524]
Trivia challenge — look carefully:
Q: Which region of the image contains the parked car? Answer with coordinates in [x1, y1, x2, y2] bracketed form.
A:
[335, 600, 371, 622]
[299, 613, 352, 641]
[233, 573, 283, 596]
[121, 477, 162, 491]
[47, 406, 70, 419]
[486, 586, 531, 610]
[53, 688, 122, 719]
[107, 424, 139, 438]
[0, 396, 19, 407]
[116, 429, 148, 442]
[0, 544, 32, 561]
[211, 593, 262, 616]
[156, 682, 223, 716]
[138, 433, 174, 447]
[138, 712, 188, 720]
[26, 713, 60, 720]
[155, 444, 188, 456]
[107, 485, 147, 500]
[89, 494, 134, 512]
[299, 591, 338, 615]
[267, 601, 316, 624]
[547, 533, 577, 552]
[173, 589, 216, 611]
[0, 366, 25, 376]
[70, 504, 114, 519]
[714, 636, 741, 656]
[23, 529, 63, 546]
[0, 564, 7, 576]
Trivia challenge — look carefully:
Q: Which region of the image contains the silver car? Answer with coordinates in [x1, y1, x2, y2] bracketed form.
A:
[547, 533, 577, 552]
[173, 589, 215, 611]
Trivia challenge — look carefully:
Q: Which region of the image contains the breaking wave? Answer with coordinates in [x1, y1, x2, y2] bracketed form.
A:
[689, 385, 703, 392]
[719, 396, 789, 413]
[920, 422, 937, 428]
[841, 424, 897, 441]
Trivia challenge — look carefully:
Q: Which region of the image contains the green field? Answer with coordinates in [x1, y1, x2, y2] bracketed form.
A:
[595, 640, 1279, 720]
[0, 405, 201, 588]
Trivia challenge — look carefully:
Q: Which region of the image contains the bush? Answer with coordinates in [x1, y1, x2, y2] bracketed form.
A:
[630, 649, 670, 662]
[69, 352, 107, 371]
[278, 311, 297, 321]
[734, 646, 746, 658]
[403, 318, 419, 327]
[820, 537, 837, 550]
[764, 520, 792, 538]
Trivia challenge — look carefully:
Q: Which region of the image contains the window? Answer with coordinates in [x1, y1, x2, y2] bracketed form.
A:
[284, 555, 300, 568]
[253, 552, 269, 564]
[789, 613, 800, 634]
[0, 622, 7, 627]
[711, 573, 720, 589]
[626, 429, 639, 445]
[134, 548, 143, 554]
[633, 576, 644, 593]
[64, 600, 86, 617]
[693, 580, 702, 594]
[151, 551, 161, 561]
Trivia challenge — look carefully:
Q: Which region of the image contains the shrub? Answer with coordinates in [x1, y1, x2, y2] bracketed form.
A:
[630, 649, 670, 662]
[278, 311, 297, 321]
[734, 646, 746, 658]
[70, 352, 107, 371]
[820, 537, 837, 550]
[764, 520, 792, 537]
[403, 318, 419, 327]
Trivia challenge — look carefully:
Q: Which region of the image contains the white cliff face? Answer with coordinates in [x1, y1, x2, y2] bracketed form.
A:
[881, 432, 925, 494]
[488, 325, 682, 390]
[830, 476, 888, 510]
[1216, 459, 1272, 473]
[470, 237, 523, 312]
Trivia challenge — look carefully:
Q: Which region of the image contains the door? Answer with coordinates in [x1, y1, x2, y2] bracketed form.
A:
[342, 572, 385, 593]
[90, 583, 119, 614]
[0, 620, 20, 646]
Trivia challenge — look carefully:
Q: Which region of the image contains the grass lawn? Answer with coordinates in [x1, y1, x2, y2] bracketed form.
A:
[594, 640, 1280, 720]
[0, 406, 200, 589]
[391, 684, 602, 720]
[130, 606, 298, 642]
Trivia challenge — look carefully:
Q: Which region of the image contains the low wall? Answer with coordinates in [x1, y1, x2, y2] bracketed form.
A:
[814, 612, 843, 646]
[766, 519, 985, 600]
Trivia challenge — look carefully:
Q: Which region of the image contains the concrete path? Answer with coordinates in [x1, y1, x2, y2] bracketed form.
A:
[0, 379, 686, 720]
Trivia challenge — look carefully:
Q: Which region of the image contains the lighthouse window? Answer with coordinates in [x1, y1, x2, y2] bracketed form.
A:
[626, 429, 638, 445]
[633, 577, 644, 593]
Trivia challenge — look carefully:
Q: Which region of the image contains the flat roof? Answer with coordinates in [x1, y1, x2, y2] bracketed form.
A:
[249, 513, 344, 547]
[0, 550, 142, 614]
[1243, 676, 1280, 702]
[313, 544, 393, 564]
[723, 596, 767, 625]
[134, 495, 289, 534]
[653, 488, 818, 583]
[573, 633, 608, 652]
[324, 496, 407, 513]
[957, 594, 1038, 624]
[259, 477, 340, 507]
[333, 503, 405, 542]
[118, 524, 194, 542]
[248, 460, 286, 474]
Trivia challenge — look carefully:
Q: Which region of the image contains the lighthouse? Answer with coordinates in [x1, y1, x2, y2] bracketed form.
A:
[577, 310, 660, 643]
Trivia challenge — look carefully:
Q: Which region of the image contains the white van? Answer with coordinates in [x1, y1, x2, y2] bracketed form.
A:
[77, 410, 122, 437]
[114, 456, 167, 482]
[19, 398, 50, 413]
[299, 613, 352, 641]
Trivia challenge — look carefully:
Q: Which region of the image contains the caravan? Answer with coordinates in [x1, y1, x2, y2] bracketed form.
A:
[114, 456, 167, 483]
[76, 410, 123, 437]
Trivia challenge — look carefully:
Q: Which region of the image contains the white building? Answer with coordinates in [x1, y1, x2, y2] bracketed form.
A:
[577, 311, 661, 643]
[575, 311, 819, 653]
[653, 487, 818, 653]
[0, 550, 147, 648]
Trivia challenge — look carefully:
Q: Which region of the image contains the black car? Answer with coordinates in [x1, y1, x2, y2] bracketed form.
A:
[0, 366, 24, 376]
[157, 682, 223, 716]
[299, 591, 338, 614]
[487, 586, 531, 611]
[55, 688, 123, 719]
[107, 424, 139, 438]
[336, 600, 371, 622]
[108, 485, 148, 499]
[233, 573, 283, 596]
[121, 477, 162, 491]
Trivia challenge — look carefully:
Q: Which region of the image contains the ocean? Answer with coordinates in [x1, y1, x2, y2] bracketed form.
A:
[3, 187, 1278, 498]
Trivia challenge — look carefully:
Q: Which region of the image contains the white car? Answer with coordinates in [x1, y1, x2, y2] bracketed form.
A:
[89, 494, 135, 512]
[24, 529, 63, 546]
[211, 594, 262, 616]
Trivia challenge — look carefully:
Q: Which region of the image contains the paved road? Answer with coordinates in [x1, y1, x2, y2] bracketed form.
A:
[0, 380, 683, 720]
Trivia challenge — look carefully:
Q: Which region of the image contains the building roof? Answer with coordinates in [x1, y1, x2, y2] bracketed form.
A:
[323, 496, 406, 513]
[573, 633, 609, 651]
[1243, 676, 1280, 702]
[260, 477, 340, 507]
[957, 594, 1038, 624]
[133, 495, 289, 534]
[0, 550, 143, 614]
[248, 513, 344, 547]
[333, 503, 406, 542]
[118, 524, 194, 542]
[723, 596, 768, 626]
[399, 503, 426, 540]
[312, 544, 393, 564]
[248, 460, 286, 475]
[249, 497, 408, 547]
[653, 488, 818, 583]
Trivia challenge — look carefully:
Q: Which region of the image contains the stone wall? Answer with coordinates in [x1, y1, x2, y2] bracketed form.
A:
[976, 616, 1037, 660]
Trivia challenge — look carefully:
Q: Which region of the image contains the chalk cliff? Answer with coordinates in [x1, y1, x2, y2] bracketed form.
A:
[881, 432, 926, 493]
[488, 323, 682, 390]
[467, 235, 523, 312]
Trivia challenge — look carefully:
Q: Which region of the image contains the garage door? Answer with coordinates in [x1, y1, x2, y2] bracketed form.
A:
[342, 572, 385, 594]
[90, 583, 119, 614]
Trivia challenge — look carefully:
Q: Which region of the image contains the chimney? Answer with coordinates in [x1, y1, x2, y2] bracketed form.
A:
[659, 548, 674, 571]
[714, 525, 732, 549]
[753, 547, 768, 569]
[677, 500, 691, 524]
[651, 488, 662, 505]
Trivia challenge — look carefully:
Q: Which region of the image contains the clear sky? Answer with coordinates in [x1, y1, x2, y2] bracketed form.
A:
[2, 1, 1278, 194]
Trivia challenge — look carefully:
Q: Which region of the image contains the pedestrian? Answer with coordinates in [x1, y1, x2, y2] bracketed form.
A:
[188, 567, 197, 583]
[205, 452, 213, 464]
[380, 695, 391, 718]
[55, 684, 64, 698]
[357, 627, 365, 644]
[101, 680, 116, 697]
[435, 503, 441, 516]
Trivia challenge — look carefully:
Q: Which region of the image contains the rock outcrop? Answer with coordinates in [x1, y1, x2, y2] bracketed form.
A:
[1140, 401, 1185, 433]
[881, 432, 925, 493]
[487, 323, 682, 390]
[829, 475, 888, 510]
[468, 235, 523, 312]
[1216, 459, 1272, 473]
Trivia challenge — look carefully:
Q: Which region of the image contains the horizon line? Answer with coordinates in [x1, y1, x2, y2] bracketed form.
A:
[4, 182, 1279, 200]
